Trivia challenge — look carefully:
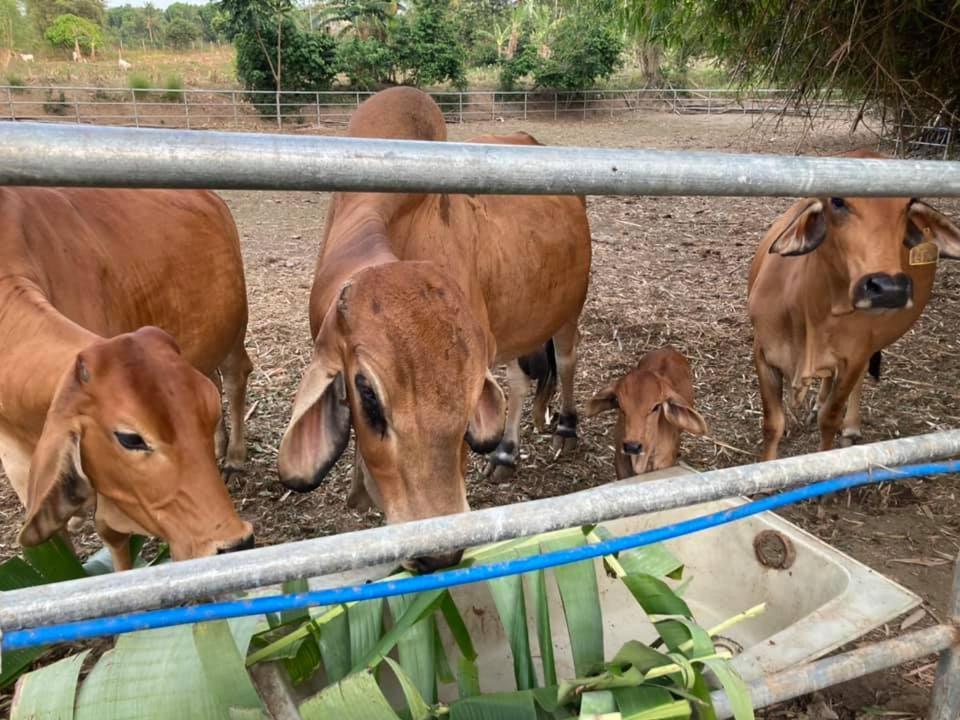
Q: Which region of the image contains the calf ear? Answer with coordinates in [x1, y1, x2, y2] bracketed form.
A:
[769, 199, 827, 256]
[586, 382, 619, 417]
[662, 394, 708, 436]
[20, 425, 93, 547]
[278, 307, 351, 492]
[908, 201, 960, 259]
[466, 370, 506, 454]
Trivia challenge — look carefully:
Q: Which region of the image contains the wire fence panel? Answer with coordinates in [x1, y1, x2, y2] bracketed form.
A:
[0, 85, 855, 133]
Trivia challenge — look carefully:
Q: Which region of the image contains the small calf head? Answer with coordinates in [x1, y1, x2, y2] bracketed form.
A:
[768, 151, 960, 312]
[587, 368, 707, 477]
[278, 262, 505, 569]
[19, 327, 253, 560]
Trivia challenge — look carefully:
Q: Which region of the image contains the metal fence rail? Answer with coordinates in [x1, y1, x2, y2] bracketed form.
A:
[4, 121, 960, 197]
[0, 85, 849, 130]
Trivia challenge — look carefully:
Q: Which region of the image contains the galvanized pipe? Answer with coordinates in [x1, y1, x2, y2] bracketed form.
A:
[4, 121, 960, 197]
[711, 624, 959, 718]
[1, 430, 958, 631]
[930, 551, 960, 720]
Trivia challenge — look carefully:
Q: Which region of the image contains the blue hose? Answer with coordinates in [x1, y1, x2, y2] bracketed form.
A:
[3, 459, 958, 652]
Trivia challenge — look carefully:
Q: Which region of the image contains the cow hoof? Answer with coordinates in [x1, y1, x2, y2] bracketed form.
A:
[552, 433, 578, 454]
[484, 463, 516, 483]
[221, 462, 244, 481]
[347, 489, 374, 513]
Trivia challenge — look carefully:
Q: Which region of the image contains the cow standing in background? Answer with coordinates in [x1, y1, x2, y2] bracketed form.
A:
[278, 87, 592, 572]
[748, 150, 960, 461]
[0, 188, 254, 569]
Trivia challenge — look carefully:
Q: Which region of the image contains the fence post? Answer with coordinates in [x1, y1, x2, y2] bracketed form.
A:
[929, 554, 960, 720]
[232, 91, 239, 128]
[130, 88, 139, 128]
[356, 91, 360, 108]
[523, 92, 527, 121]
[316, 92, 321, 126]
[8, 86, 15, 121]
[74, 89, 81, 124]
[183, 91, 190, 129]
[491, 92, 496, 121]
[458, 93, 463, 124]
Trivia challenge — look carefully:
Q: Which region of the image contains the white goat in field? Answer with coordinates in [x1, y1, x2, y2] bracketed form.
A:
[118, 50, 132, 71]
[19, 53, 34, 62]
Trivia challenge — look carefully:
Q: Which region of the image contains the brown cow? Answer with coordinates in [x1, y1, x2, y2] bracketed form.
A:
[748, 150, 960, 461]
[0, 187, 254, 569]
[278, 87, 592, 572]
[587, 348, 707, 478]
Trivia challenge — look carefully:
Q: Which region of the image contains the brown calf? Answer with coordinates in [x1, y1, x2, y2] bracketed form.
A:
[587, 348, 707, 478]
[748, 150, 960, 460]
[0, 188, 253, 569]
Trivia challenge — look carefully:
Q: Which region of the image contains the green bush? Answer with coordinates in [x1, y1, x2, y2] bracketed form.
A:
[162, 74, 185, 103]
[41, 89, 68, 115]
[128, 73, 152, 101]
[165, 16, 200, 50]
[6, 74, 28, 94]
[533, 11, 623, 91]
[336, 37, 397, 89]
[394, 0, 466, 88]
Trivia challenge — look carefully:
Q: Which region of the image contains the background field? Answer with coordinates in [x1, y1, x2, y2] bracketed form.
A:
[0, 109, 958, 717]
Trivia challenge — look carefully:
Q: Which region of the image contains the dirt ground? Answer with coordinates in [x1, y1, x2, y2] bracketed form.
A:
[1, 109, 959, 717]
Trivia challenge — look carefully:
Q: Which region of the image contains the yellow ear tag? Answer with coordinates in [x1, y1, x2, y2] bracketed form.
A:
[909, 227, 939, 266]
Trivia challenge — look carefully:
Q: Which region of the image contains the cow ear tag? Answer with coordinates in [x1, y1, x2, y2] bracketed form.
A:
[909, 226, 939, 267]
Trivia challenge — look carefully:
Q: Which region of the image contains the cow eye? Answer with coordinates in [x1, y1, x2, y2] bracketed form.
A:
[114, 431, 151, 452]
[355, 373, 387, 439]
[830, 197, 846, 210]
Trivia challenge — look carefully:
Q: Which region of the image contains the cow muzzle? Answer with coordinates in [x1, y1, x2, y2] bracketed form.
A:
[852, 272, 913, 310]
[402, 548, 465, 574]
[216, 532, 255, 554]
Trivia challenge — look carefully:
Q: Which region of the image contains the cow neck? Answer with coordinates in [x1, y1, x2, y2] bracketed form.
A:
[0, 277, 98, 436]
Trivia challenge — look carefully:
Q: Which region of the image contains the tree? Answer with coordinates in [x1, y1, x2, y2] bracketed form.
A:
[533, 9, 623, 90]
[1, 0, 34, 48]
[198, 2, 229, 42]
[141, 1, 161, 44]
[44, 12, 101, 52]
[393, 0, 465, 87]
[165, 15, 198, 48]
[26, 0, 103, 35]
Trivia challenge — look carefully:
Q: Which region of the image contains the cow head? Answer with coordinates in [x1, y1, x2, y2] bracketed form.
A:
[587, 369, 707, 477]
[768, 153, 960, 312]
[19, 326, 254, 561]
[278, 262, 506, 572]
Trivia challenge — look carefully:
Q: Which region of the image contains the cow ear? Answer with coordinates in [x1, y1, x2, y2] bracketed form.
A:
[769, 200, 826, 256]
[278, 322, 351, 492]
[662, 394, 708, 436]
[20, 425, 93, 547]
[908, 201, 960, 259]
[466, 370, 506, 454]
[586, 382, 619, 417]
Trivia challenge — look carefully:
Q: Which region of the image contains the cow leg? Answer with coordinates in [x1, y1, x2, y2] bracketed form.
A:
[485, 361, 530, 482]
[95, 518, 133, 572]
[755, 346, 786, 461]
[838, 373, 866, 446]
[806, 376, 834, 427]
[818, 362, 868, 451]
[210, 370, 227, 462]
[552, 319, 580, 454]
[220, 339, 253, 475]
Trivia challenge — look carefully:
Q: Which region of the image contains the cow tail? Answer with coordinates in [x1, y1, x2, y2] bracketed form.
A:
[518, 339, 558, 430]
[868, 351, 882, 381]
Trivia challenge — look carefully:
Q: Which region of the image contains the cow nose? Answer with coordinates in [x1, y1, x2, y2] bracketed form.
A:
[853, 273, 913, 310]
[217, 533, 255, 554]
[402, 549, 464, 574]
[623, 442, 643, 456]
